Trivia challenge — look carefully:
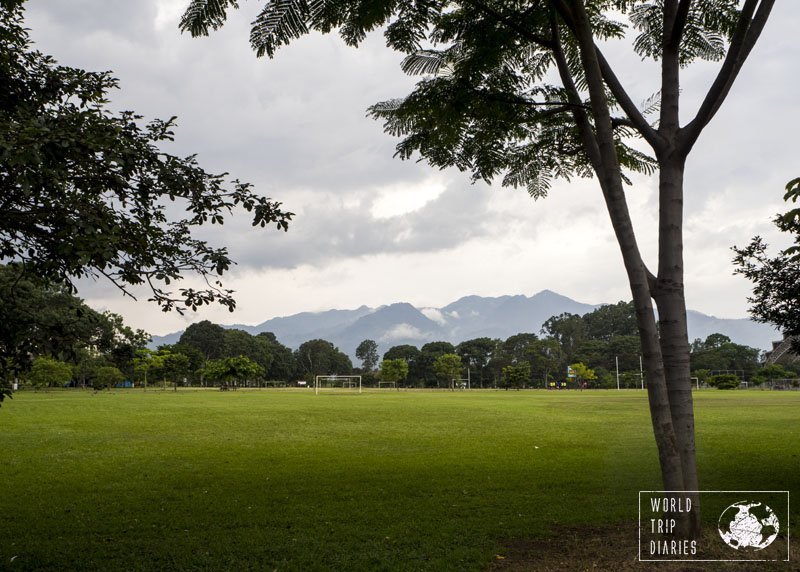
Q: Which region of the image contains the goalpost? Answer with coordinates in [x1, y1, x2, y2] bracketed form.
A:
[314, 375, 362, 395]
[377, 381, 397, 390]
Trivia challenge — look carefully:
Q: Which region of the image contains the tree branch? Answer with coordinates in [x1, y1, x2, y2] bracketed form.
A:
[549, 0, 663, 150]
[550, 10, 602, 172]
[668, 0, 693, 49]
[680, 0, 775, 152]
[595, 50, 664, 151]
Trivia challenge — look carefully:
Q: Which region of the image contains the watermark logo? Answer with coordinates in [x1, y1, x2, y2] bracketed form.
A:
[639, 491, 790, 563]
[718, 500, 779, 551]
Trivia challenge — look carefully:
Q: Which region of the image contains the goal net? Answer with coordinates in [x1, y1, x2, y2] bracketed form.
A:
[314, 375, 362, 394]
[377, 381, 397, 390]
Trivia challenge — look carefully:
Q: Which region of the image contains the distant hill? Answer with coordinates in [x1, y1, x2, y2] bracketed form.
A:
[149, 290, 780, 360]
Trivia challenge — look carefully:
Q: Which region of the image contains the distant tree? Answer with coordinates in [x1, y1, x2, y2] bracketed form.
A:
[0, 3, 291, 316]
[294, 339, 353, 381]
[223, 329, 272, 373]
[583, 301, 638, 341]
[700, 333, 732, 350]
[751, 364, 795, 386]
[734, 178, 800, 352]
[384, 344, 422, 385]
[132, 348, 156, 389]
[202, 356, 264, 387]
[541, 314, 585, 364]
[527, 339, 562, 387]
[170, 343, 206, 383]
[496, 333, 539, 386]
[380, 359, 409, 386]
[256, 333, 295, 381]
[356, 339, 379, 372]
[383, 345, 420, 362]
[456, 337, 497, 388]
[92, 366, 125, 391]
[691, 369, 711, 387]
[608, 335, 643, 372]
[179, 321, 226, 361]
[26, 356, 72, 390]
[501, 362, 531, 390]
[501, 333, 539, 364]
[569, 362, 597, 387]
[690, 334, 760, 378]
[0, 265, 147, 373]
[415, 342, 456, 387]
[433, 353, 462, 390]
[574, 339, 610, 370]
[156, 350, 193, 389]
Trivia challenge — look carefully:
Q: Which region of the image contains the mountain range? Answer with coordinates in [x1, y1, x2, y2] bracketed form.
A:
[149, 290, 781, 360]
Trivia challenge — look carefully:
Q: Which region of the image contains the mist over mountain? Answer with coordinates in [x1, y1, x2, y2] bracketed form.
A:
[150, 290, 780, 360]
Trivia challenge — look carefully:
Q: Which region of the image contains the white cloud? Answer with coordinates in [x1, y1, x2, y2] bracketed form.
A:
[380, 324, 432, 342]
[420, 308, 448, 326]
[371, 177, 448, 219]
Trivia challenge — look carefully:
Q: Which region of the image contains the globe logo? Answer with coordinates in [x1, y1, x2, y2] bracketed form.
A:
[717, 501, 780, 551]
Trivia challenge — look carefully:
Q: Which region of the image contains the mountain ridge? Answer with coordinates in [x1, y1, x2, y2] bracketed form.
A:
[149, 290, 780, 359]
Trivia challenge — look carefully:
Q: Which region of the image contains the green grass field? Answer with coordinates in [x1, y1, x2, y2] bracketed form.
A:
[0, 389, 797, 570]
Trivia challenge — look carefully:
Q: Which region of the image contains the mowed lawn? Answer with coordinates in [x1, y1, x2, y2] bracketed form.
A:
[0, 390, 797, 570]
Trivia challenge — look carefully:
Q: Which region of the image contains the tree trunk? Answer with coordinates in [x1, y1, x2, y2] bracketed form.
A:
[653, 156, 701, 536]
[564, 1, 700, 537]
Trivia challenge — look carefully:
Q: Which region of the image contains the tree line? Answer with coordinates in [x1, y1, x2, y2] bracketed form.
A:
[4, 263, 795, 390]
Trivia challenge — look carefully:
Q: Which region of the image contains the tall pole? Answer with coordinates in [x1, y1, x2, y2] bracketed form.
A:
[467, 368, 471, 390]
[615, 356, 620, 390]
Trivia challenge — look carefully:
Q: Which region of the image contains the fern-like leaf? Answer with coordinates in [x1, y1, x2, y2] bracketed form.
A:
[250, 0, 313, 58]
[180, 0, 239, 37]
[401, 50, 448, 76]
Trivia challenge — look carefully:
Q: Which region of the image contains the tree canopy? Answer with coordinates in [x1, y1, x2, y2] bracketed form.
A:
[734, 178, 800, 352]
[0, 2, 292, 316]
[0, 263, 149, 404]
[356, 339, 379, 372]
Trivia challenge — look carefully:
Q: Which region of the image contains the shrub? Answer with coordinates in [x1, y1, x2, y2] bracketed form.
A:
[707, 373, 740, 390]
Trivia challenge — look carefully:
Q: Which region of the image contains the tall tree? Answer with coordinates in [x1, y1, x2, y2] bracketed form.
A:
[380, 359, 409, 386]
[256, 332, 296, 381]
[0, 2, 292, 314]
[294, 339, 353, 380]
[415, 342, 456, 387]
[733, 178, 800, 352]
[0, 264, 148, 402]
[541, 314, 585, 364]
[355, 339, 379, 372]
[456, 337, 497, 388]
[383, 344, 421, 385]
[583, 301, 638, 341]
[223, 329, 273, 373]
[25, 356, 72, 390]
[183, 0, 779, 534]
[433, 353, 463, 390]
[179, 321, 226, 362]
[501, 362, 530, 390]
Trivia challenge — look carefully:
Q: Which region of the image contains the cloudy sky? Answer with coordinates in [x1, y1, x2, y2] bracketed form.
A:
[23, 1, 800, 336]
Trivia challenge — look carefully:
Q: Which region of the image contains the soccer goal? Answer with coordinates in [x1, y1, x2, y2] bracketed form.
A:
[314, 375, 362, 395]
[377, 381, 397, 390]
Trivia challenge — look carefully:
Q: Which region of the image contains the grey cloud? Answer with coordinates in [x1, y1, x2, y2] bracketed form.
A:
[215, 179, 498, 269]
